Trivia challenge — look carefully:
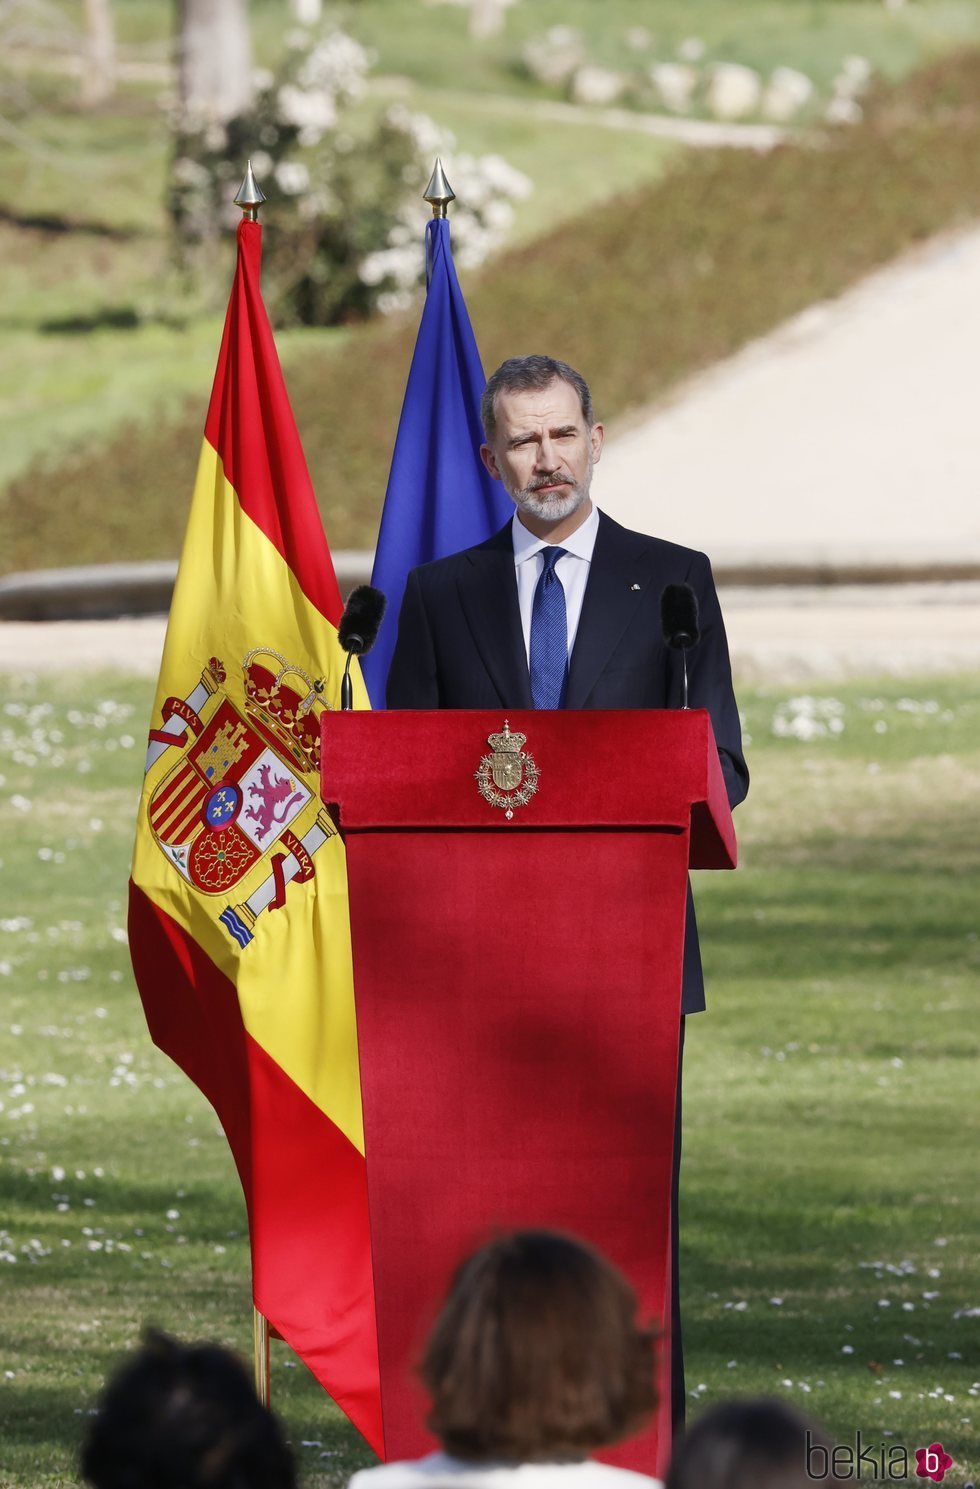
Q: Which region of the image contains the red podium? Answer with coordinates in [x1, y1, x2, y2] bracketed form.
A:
[321, 710, 736, 1478]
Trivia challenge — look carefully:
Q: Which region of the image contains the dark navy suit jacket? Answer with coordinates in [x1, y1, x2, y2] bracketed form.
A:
[386, 510, 749, 1013]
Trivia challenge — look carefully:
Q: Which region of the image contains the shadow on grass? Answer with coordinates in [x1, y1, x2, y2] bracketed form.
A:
[38, 307, 188, 335]
[0, 1376, 92, 1458]
[681, 1189, 975, 1368]
[0, 1369, 373, 1479]
[701, 862, 978, 982]
[0, 1166, 245, 1234]
[0, 207, 150, 242]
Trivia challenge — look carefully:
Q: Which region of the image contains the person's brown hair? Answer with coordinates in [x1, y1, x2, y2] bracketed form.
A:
[421, 1230, 656, 1463]
[666, 1399, 845, 1489]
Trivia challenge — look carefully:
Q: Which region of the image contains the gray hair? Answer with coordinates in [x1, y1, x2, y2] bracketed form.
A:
[481, 356, 594, 443]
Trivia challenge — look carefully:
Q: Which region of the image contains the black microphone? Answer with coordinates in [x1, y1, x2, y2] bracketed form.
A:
[338, 585, 386, 710]
[661, 584, 700, 710]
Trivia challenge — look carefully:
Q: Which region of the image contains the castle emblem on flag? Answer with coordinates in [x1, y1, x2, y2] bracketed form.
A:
[145, 649, 336, 943]
[475, 720, 539, 820]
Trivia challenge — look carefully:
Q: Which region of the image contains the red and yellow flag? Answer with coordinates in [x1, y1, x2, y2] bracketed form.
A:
[128, 219, 381, 1449]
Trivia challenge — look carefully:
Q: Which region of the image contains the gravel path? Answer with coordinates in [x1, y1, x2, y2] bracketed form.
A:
[5, 223, 980, 686]
[594, 225, 980, 571]
[4, 582, 980, 684]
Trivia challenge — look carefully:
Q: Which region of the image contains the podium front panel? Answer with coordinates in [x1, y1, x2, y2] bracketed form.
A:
[344, 824, 686, 1477]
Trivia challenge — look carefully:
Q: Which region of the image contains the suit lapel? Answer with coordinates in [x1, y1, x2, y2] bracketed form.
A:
[458, 525, 533, 709]
[565, 513, 651, 709]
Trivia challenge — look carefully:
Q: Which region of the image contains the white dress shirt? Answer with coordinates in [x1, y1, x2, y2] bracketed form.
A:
[512, 504, 600, 666]
[349, 1451, 663, 1489]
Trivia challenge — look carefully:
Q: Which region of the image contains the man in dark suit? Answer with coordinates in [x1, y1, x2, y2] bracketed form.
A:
[387, 355, 748, 1428]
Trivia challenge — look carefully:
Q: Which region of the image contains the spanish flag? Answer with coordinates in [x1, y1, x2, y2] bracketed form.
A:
[128, 218, 381, 1448]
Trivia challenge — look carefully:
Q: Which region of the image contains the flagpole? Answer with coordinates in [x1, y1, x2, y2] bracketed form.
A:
[231, 156, 273, 1408]
[422, 156, 455, 218]
[234, 158, 267, 221]
[422, 157, 454, 287]
[253, 1306, 271, 1408]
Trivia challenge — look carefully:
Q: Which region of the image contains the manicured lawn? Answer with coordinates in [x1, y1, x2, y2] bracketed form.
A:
[5, 0, 980, 555]
[22, 0, 980, 96]
[0, 86, 675, 499]
[1, 670, 977, 1485]
[7, 36, 980, 574]
[342, 0, 980, 99]
[687, 683, 979, 1467]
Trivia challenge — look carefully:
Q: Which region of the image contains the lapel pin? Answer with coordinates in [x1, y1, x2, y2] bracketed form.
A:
[630, 583, 641, 591]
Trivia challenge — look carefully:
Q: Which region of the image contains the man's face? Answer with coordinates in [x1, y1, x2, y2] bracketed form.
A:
[480, 379, 604, 524]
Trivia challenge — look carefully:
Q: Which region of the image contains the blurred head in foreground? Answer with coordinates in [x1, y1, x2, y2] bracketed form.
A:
[666, 1398, 843, 1489]
[80, 1329, 296, 1489]
[421, 1229, 656, 1463]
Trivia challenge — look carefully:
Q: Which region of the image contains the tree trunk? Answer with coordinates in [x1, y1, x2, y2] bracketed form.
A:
[470, 0, 504, 40]
[81, 0, 115, 106]
[176, 0, 253, 125]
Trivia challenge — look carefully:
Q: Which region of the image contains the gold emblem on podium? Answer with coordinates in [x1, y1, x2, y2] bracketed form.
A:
[475, 720, 539, 820]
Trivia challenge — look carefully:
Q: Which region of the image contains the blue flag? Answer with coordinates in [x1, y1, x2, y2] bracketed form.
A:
[361, 218, 513, 706]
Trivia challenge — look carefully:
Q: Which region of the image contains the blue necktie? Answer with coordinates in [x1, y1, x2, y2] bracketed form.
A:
[530, 546, 568, 709]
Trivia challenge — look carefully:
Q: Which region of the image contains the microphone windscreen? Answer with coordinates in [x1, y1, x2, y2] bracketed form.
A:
[661, 584, 700, 649]
[338, 585, 387, 656]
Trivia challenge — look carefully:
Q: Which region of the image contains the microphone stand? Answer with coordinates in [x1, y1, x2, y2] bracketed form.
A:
[661, 585, 699, 713]
[671, 629, 694, 710]
[341, 650, 356, 711]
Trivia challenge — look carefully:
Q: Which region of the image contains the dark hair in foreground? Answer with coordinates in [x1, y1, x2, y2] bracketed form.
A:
[422, 1229, 656, 1463]
[481, 356, 595, 443]
[667, 1398, 843, 1489]
[80, 1329, 296, 1489]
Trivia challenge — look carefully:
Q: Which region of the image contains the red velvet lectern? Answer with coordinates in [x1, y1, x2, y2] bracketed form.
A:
[321, 709, 737, 1478]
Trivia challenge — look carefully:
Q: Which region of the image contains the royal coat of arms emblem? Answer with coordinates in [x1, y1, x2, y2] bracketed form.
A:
[144, 650, 335, 946]
[475, 720, 539, 819]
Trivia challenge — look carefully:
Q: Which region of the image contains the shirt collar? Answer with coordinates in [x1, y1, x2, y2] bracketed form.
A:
[512, 503, 600, 565]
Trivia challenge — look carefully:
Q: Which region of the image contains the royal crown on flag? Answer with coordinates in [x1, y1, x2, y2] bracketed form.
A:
[243, 649, 325, 776]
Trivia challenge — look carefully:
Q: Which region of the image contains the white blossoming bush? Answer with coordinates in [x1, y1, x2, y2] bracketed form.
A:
[517, 26, 870, 128]
[356, 117, 532, 314]
[169, 27, 532, 325]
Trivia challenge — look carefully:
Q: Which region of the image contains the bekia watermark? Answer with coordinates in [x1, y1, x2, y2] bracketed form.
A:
[915, 1444, 955, 1484]
[806, 1431, 962, 1482]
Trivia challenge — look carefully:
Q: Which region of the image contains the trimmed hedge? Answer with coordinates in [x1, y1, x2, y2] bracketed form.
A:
[3, 52, 980, 573]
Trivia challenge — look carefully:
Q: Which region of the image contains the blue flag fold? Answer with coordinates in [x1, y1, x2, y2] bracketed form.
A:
[361, 218, 512, 706]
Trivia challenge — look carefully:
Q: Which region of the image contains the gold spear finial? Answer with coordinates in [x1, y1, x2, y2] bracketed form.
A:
[234, 160, 267, 221]
[423, 158, 455, 219]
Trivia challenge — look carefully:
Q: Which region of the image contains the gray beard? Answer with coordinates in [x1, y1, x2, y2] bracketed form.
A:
[510, 464, 592, 523]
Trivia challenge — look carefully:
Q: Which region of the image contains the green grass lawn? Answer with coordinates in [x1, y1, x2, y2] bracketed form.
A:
[22, 0, 980, 93]
[0, 86, 676, 499]
[337, 0, 980, 100]
[688, 683, 980, 1470]
[1, 670, 977, 1486]
[5, 0, 980, 538]
[9, 41, 980, 574]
